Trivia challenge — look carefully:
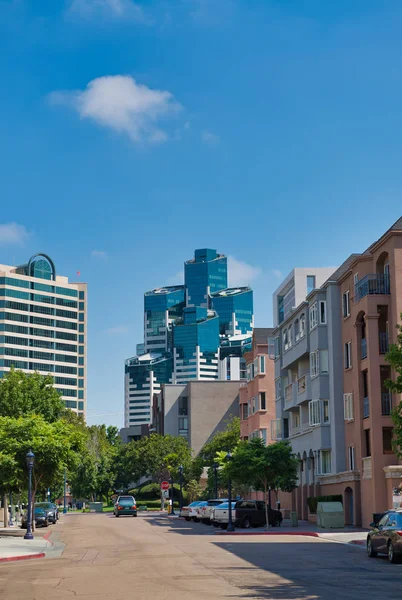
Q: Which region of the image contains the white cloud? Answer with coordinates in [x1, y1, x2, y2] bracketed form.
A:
[228, 256, 262, 287]
[272, 269, 283, 280]
[91, 250, 108, 259]
[0, 223, 29, 246]
[167, 270, 184, 285]
[202, 130, 220, 144]
[67, 0, 148, 22]
[49, 75, 182, 143]
[106, 325, 130, 334]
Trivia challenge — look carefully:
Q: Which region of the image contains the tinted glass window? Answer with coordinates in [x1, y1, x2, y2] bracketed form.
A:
[379, 514, 391, 527]
[119, 498, 135, 506]
[207, 500, 223, 506]
[256, 501, 265, 510]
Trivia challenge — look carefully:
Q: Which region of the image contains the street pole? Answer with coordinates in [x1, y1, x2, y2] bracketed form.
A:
[9, 492, 13, 527]
[24, 450, 35, 540]
[226, 452, 234, 532]
[213, 463, 218, 499]
[179, 465, 183, 513]
[170, 477, 175, 516]
[63, 468, 67, 514]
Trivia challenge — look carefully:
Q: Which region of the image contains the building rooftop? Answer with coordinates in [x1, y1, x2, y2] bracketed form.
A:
[253, 327, 274, 344]
[211, 286, 251, 297]
[125, 352, 172, 367]
[144, 285, 185, 296]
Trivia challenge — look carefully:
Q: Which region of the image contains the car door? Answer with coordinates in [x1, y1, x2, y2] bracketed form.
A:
[384, 512, 400, 549]
[256, 501, 266, 526]
[373, 514, 392, 553]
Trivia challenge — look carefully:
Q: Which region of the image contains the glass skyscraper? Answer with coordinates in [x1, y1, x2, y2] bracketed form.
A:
[0, 254, 87, 416]
[124, 248, 254, 427]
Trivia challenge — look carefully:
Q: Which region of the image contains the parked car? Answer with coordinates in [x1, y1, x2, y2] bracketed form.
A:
[51, 503, 60, 520]
[114, 496, 137, 517]
[193, 501, 208, 522]
[180, 501, 203, 521]
[210, 502, 236, 528]
[199, 499, 228, 524]
[367, 510, 402, 563]
[34, 502, 58, 524]
[233, 500, 283, 528]
[21, 506, 49, 529]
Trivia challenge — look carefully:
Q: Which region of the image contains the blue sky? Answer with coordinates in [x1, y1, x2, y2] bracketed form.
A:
[1, 0, 402, 427]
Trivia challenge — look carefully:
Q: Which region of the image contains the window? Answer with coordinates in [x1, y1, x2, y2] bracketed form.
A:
[291, 411, 300, 431]
[78, 379, 84, 388]
[323, 400, 330, 423]
[344, 342, 352, 369]
[259, 355, 265, 374]
[309, 400, 320, 426]
[271, 419, 282, 440]
[354, 273, 359, 286]
[383, 428, 393, 454]
[178, 396, 188, 416]
[343, 291, 350, 318]
[274, 336, 280, 358]
[320, 450, 331, 474]
[288, 327, 292, 348]
[348, 446, 356, 471]
[344, 393, 354, 420]
[299, 313, 306, 338]
[319, 301, 327, 324]
[78, 390, 84, 400]
[364, 429, 371, 457]
[79, 335, 84, 343]
[242, 403, 248, 420]
[79, 291, 85, 300]
[275, 378, 282, 400]
[310, 351, 319, 378]
[78, 368, 84, 377]
[79, 313, 84, 322]
[79, 357, 84, 365]
[309, 303, 318, 330]
[260, 429, 267, 445]
[294, 319, 300, 342]
[260, 392, 266, 410]
[79, 324, 84, 333]
[78, 401, 84, 411]
[283, 328, 288, 351]
[79, 302, 85, 311]
[307, 275, 316, 295]
[252, 395, 259, 413]
[320, 350, 329, 373]
[79, 346, 84, 355]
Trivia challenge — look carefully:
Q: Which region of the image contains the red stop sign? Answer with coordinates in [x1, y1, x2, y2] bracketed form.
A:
[161, 481, 170, 490]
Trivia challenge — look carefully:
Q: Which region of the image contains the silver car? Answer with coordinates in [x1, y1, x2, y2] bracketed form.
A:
[210, 502, 236, 529]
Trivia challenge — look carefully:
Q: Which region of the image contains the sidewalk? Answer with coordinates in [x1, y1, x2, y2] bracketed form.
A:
[0, 534, 50, 562]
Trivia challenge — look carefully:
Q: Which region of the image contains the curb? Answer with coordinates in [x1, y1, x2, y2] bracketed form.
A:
[214, 530, 319, 537]
[0, 552, 45, 563]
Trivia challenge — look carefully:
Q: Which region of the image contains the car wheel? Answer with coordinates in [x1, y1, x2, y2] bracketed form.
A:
[220, 523, 228, 530]
[367, 539, 377, 558]
[193, 518, 199, 523]
[273, 516, 281, 528]
[185, 517, 191, 522]
[243, 517, 251, 529]
[213, 522, 220, 528]
[388, 542, 399, 563]
[116, 513, 120, 517]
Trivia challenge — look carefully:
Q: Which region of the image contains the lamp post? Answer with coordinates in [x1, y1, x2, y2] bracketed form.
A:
[178, 465, 184, 513]
[213, 463, 219, 499]
[9, 492, 13, 527]
[63, 468, 67, 514]
[24, 449, 35, 540]
[170, 475, 175, 516]
[226, 452, 234, 532]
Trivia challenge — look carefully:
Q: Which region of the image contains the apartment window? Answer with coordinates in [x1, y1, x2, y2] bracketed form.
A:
[310, 351, 319, 378]
[348, 446, 356, 471]
[309, 303, 318, 330]
[259, 355, 265, 374]
[242, 403, 248, 420]
[320, 350, 329, 374]
[294, 319, 299, 341]
[364, 429, 371, 457]
[344, 393, 354, 421]
[319, 301, 327, 324]
[275, 378, 282, 400]
[299, 313, 306, 338]
[178, 396, 188, 416]
[274, 336, 281, 358]
[291, 411, 300, 431]
[268, 337, 276, 359]
[271, 419, 282, 441]
[260, 392, 266, 410]
[354, 273, 359, 286]
[344, 342, 352, 369]
[260, 429, 267, 445]
[320, 450, 331, 474]
[251, 362, 255, 379]
[288, 327, 292, 348]
[323, 400, 330, 423]
[309, 400, 320, 426]
[307, 275, 316, 295]
[383, 428, 393, 454]
[283, 328, 288, 351]
[343, 291, 350, 318]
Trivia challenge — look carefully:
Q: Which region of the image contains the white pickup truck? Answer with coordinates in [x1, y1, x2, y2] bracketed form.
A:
[198, 499, 228, 524]
[210, 502, 236, 529]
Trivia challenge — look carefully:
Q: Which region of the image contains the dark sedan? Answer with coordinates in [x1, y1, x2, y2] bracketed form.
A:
[21, 506, 49, 529]
[367, 510, 402, 563]
[35, 502, 58, 524]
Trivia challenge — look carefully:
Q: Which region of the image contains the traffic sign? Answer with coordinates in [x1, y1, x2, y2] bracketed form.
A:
[161, 481, 170, 490]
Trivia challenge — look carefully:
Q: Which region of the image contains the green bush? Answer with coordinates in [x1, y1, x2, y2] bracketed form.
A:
[129, 482, 189, 504]
[307, 495, 343, 515]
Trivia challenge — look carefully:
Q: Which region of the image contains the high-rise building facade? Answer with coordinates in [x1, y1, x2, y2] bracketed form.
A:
[123, 248, 254, 429]
[0, 254, 87, 416]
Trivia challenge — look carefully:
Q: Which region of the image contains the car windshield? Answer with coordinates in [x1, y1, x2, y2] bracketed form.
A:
[207, 500, 225, 506]
[35, 503, 52, 509]
[34, 507, 46, 514]
[188, 502, 201, 507]
[118, 498, 135, 505]
[215, 502, 235, 509]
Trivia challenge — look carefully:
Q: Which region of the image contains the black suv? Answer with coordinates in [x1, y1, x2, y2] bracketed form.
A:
[234, 500, 282, 528]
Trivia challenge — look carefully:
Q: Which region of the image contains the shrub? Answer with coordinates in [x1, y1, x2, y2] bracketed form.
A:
[307, 495, 343, 515]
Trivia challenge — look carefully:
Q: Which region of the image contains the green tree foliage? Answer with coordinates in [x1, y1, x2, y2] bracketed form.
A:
[198, 417, 240, 467]
[186, 479, 203, 503]
[0, 368, 64, 422]
[385, 313, 402, 457]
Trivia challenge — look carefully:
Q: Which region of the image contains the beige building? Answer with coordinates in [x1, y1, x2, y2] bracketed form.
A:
[0, 253, 87, 416]
[152, 381, 240, 455]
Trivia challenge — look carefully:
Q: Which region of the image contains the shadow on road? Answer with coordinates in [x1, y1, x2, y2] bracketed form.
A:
[146, 516, 216, 535]
[213, 540, 402, 600]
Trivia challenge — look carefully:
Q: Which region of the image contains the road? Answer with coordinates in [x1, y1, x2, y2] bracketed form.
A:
[1, 513, 402, 599]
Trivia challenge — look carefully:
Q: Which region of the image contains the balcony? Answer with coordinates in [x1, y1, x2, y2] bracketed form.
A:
[355, 274, 390, 302]
[381, 393, 392, 416]
[379, 332, 389, 354]
[298, 375, 307, 394]
[363, 396, 370, 418]
[361, 338, 367, 360]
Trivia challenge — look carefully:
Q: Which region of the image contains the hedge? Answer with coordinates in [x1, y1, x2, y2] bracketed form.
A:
[307, 495, 343, 515]
[129, 482, 189, 504]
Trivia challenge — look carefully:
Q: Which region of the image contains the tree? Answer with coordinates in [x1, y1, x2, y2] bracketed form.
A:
[198, 417, 240, 467]
[186, 480, 203, 503]
[0, 369, 64, 423]
[385, 312, 402, 457]
[227, 438, 298, 528]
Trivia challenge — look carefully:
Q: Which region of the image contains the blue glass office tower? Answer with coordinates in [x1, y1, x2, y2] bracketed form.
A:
[185, 249, 227, 307]
[211, 287, 253, 336]
[144, 286, 185, 353]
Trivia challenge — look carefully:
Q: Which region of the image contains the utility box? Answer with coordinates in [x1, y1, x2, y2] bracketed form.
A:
[290, 511, 298, 527]
[317, 502, 344, 529]
[88, 502, 103, 513]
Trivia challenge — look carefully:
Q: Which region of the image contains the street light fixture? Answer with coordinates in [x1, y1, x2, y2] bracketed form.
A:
[225, 452, 235, 532]
[178, 465, 184, 513]
[213, 463, 219, 499]
[24, 449, 35, 540]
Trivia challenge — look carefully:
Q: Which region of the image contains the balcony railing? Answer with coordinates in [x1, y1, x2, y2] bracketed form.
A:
[298, 375, 306, 394]
[361, 338, 367, 360]
[363, 396, 370, 418]
[285, 384, 293, 402]
[379, 332, 389, 354]
[381, 393, 392, 416]
[290, 425, 301, 436]
[355, 273, 390, 302]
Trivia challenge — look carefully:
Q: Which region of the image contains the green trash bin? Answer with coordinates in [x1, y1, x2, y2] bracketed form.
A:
[290, 511, 298, 527]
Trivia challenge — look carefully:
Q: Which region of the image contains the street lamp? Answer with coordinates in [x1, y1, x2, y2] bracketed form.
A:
[63, 468, 67, 514]
[170, 475, 175, 516]
[24, 449, 35, 540]
[213, 463, 219, 499]
[178, 465, 184, 513]
[225, 452, 234, 532]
